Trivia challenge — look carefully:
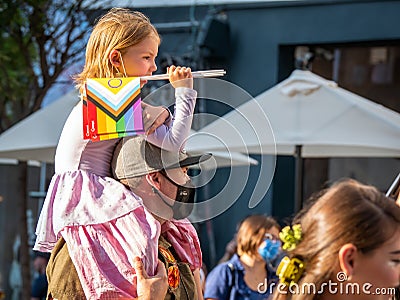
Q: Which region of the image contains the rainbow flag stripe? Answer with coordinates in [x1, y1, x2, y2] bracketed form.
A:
[83, 77, 144, 141]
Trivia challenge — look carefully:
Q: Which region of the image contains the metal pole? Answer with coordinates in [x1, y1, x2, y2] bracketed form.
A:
[294, 145, 303, 212]
[29, 162, 47, 218]
[38, 162, 46, 211]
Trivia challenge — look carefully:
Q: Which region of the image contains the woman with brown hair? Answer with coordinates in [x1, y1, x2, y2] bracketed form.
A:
[205, 215, 281, 300]
[274, 179, 400, 300]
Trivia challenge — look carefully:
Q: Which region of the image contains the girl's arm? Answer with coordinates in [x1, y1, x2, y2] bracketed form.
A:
[145, 65, 196, 152]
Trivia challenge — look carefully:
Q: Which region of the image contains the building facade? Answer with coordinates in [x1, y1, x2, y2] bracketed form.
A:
[1, 1, 400, 294]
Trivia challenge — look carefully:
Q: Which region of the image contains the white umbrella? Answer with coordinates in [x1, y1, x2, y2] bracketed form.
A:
[186, 70, 400, 209]
[187, 130, 258, 170]
[0, 90, 257, 169]
[187, 70, 400, 156]
[0, 90, 79, 162]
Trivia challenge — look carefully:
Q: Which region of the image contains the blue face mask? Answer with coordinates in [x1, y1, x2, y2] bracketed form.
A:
[258, 238, 282, 262]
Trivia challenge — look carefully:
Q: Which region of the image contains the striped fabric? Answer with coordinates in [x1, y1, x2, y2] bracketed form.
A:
[83, 77, 144, 141]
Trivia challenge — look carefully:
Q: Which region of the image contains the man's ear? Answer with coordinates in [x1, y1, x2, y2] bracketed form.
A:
[109, 49, 121, 68]
[146, 172, 161, 190]
[338, 243, 357, 278]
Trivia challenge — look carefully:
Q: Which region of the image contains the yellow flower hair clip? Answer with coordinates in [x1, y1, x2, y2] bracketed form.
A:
[279, 224, 302, 251]
[276, 256, 305, 286]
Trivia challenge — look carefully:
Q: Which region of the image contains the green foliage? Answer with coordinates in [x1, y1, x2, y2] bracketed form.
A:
[0, 1, 34, 128]
[0, 0, 93, 132]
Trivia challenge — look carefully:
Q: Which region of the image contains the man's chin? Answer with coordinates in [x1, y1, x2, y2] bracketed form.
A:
[150, 209, 174, 222]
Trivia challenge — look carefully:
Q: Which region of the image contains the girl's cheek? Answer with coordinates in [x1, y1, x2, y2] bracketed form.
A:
[386, 262, 400, 286]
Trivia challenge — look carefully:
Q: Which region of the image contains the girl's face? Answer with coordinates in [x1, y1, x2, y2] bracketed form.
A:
[256, 226, 281, 261]
[120, 33, 159, 85]
[350, 229, 400, 299]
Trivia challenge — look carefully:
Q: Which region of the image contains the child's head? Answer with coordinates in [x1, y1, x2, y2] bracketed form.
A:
[275, 179, 400, 300]
[75, 8, 160, 91]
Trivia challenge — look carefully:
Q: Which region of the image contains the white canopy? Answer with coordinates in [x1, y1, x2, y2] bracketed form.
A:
[0, 90, 256, 169]
[0, 90, 79, 162]
[187, 70, 400, 158]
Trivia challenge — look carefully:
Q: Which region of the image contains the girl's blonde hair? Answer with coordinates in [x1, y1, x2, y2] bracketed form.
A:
[74, 8, 160, 92]
[273, 179, 400, 300]
[236, 214, 280, 257]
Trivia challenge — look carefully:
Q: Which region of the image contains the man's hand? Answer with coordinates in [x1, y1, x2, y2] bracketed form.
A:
[134, 257, 168, 300]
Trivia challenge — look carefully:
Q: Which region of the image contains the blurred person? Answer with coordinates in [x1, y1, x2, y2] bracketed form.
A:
[217, 219, 245, 265]
[392, 182, 400, 300]
[205, 215, 281, 299]
[200, 262, 208, 295]
[9, 236, 22, 300]
[218, 238, 238, 264]
[31, 251, 50, 300]
[217, 221, 241, 265]
[272, 179, 400, 300]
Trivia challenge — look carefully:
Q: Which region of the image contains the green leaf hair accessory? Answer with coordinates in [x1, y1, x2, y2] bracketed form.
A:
[279, 224, 302, 251]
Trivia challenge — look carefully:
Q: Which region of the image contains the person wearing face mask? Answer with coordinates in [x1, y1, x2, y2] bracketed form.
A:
[45, 135, 211, 299]
[205, 215, 281, 300]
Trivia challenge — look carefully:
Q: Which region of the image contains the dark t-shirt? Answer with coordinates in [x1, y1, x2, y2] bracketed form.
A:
[31, 273, 48, 299]
[204, 254, 277, 300]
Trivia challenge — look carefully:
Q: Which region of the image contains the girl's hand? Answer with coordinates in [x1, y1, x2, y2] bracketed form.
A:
[133, 257, 168, 300]
[141, 102, 171, 135]
[168, 65, 193, 89]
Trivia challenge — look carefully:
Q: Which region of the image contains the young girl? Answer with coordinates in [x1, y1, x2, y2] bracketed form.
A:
[34, 8, 203, 299]
[273, 179, 400, 300]
[205, 215, 280, 300]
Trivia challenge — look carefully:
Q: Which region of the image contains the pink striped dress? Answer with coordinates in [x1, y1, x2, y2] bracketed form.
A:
[34, 87, 201, 299]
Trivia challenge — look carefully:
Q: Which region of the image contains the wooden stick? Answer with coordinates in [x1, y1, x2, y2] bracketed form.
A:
[141, 69, 226, 81]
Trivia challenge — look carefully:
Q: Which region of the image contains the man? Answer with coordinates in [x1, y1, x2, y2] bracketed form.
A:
[31, 251, 50, 300]
[46, 136, 210, 299]
[112, 135, 211, 299]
